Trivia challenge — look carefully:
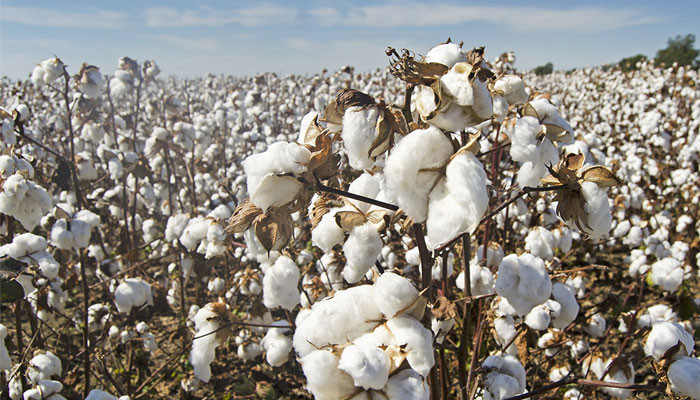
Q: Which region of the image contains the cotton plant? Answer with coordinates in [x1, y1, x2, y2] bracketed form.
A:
[0, 153, 52, 231]
[190, 301, 230, 382]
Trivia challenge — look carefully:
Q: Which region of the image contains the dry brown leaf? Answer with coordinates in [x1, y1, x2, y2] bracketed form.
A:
[227, 201, 263, 234]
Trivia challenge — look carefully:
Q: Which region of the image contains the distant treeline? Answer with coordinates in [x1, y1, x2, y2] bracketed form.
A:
[533, 33, 700, 75]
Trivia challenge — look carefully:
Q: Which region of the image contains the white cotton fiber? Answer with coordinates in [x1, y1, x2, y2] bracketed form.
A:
[495, 253, 552, 316]
[300, 350, 357, 400]
[508, 116, 541, 162]
[114, 278, 153, 314]
[384, 369, 429, 400]
[262, 256, 300, 311]
[0, 324, 10, 372]
[373, 272, 419, 318]
[342, 106, 380, 170]
[426, 151, 489, 249]
[644, 322, 694, 361]
[243, 141, 310, 208]
[550, 283, 579, 329]
[27, 351, 62, 383]
[190, 304, 223, 382]
[650, 257, 684, 292]
[524, 227, 555, 260]
[311, 210, 345, 254]
[482, 354, 526, 400]
[342, 223, 382, 283]
[338, 343, 390, 389]
[580, 181, 612, 239]
[384, 126, 454, 222]
[386, 315, 434, 377]
[667, 357, 700, 400]
[425, 43, 466, 68]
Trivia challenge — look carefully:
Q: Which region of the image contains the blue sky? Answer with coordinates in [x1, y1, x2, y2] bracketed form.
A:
[2, 0, 699, 79]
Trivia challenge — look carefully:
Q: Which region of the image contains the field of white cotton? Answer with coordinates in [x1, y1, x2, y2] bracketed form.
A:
[0, 40, 698, 400]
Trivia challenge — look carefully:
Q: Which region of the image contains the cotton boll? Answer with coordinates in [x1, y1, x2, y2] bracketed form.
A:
[425, 43, 466, 68]
[456, 264, 495, 296]
[113, 278, 153, 314]
[165, 213, 190, 242]
[250, 173, 302, 211]
[190, 303, 226, 382]
[373, 272, 419, 319]
[85, 389, 120, 400]
[179, 217, 209, 252]
[386, 315, 434, 377]
[550, 283, 579, 329]
[643, 322, 694, 361]
[494, 75, 528, 105]
[261, 328, 293, 367]
[495, 253, 552, 316]
[584, 313, 606, 338]
[27, 352, 62, 383]
[482, 354, 527, 399]
[384, 126, 454, 222]
[667, 357, 700, 400]
[524, 227, 555, 260]
[637, 304, 676, 328]
[524, 305, 551, 330]
[342, 223, 382, 283]
[341, 106, 380, 170]
[650, 257, 684, 292]
[426, 151, 489, 248]
[338, 343, 390, 390]
[262, 256, 300, 311]
[300, 350, 357, 400]
[207, 277, 225, 294]
[580, 181, 612, 239]
[311, 211, 345, 254]
[384, 368, 429, 400]
[294, 284, 383, 357]
[508, 116, 541, 163]
[0, 324, 10, 372]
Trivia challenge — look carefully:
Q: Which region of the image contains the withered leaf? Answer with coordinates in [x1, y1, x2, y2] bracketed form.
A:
[431, 296, 457, 320]
[334, 211, 367, 232]
[254, 211, 293, 252]
[365, 210, 389, 231]
[521, 103, 540, 120]
[227, 200, 263, 234]
[579, 165, 621, 187]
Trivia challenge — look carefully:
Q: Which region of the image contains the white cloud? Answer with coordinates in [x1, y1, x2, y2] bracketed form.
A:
[144, 34, 222, 52]
[309, 4, 659, 32]
[143, 4, 297, 28]
[1, 6, 127, 29]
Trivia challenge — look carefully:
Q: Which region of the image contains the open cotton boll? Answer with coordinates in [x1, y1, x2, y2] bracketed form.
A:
[300, 349, 357, 400]
[550, 283, 579, 329]
[262, 256, 300, 311]
[456, 264, 494, 296]
[293, 285, 382, 358]
[425, 43, 466, 68]
[495, 253, 552, 316]
[114, 278, 153, 314]
[524, 305, 551, 330]
[384, 126, 453, 223]
[373, 272, 419, 318]
[524, 227, 555, 260]
[31, 251, 60, 280]
[384, 368, 429, 400]
[494, 75, 528, 105]
[527, 98, 573, 137]
[179, 217, 210, 252]
[165, 213, 189, 242]
[342, 106, 380, 170]
[262, 334, 292, 367]
[243, 141, 310, 204]
[426, 151, 489, 248]
[250, 173, 303, 211]
[583, 357, 635, 399]
[668, 357, 700, 400]
[311, 211, 345, 254]
[190, 303, 226, 382]
[650, 257, 684, 292]
[348, 173, 381, 212]
[0, 324, 10, 371]
[0, 233, 47, 259]
[508, 117, 541, 163]
[342, 223, 383, 283]
[637, 304, 676, 328]
[338, 343, 390, 390]
[584, 313, 606, 337]
[386, 315, 434, 377]
[580, 181, 612, 239]
[482, 354, 527, 400]
[644, 322, 694, 361]
[85, 389, 120, 400]
[27, 352, 62, 383]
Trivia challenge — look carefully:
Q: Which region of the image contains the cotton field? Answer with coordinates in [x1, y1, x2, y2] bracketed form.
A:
[0, 40, 698, 400]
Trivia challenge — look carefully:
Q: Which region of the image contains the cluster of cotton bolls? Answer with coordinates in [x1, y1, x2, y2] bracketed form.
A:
[1, 36, 698, 399]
